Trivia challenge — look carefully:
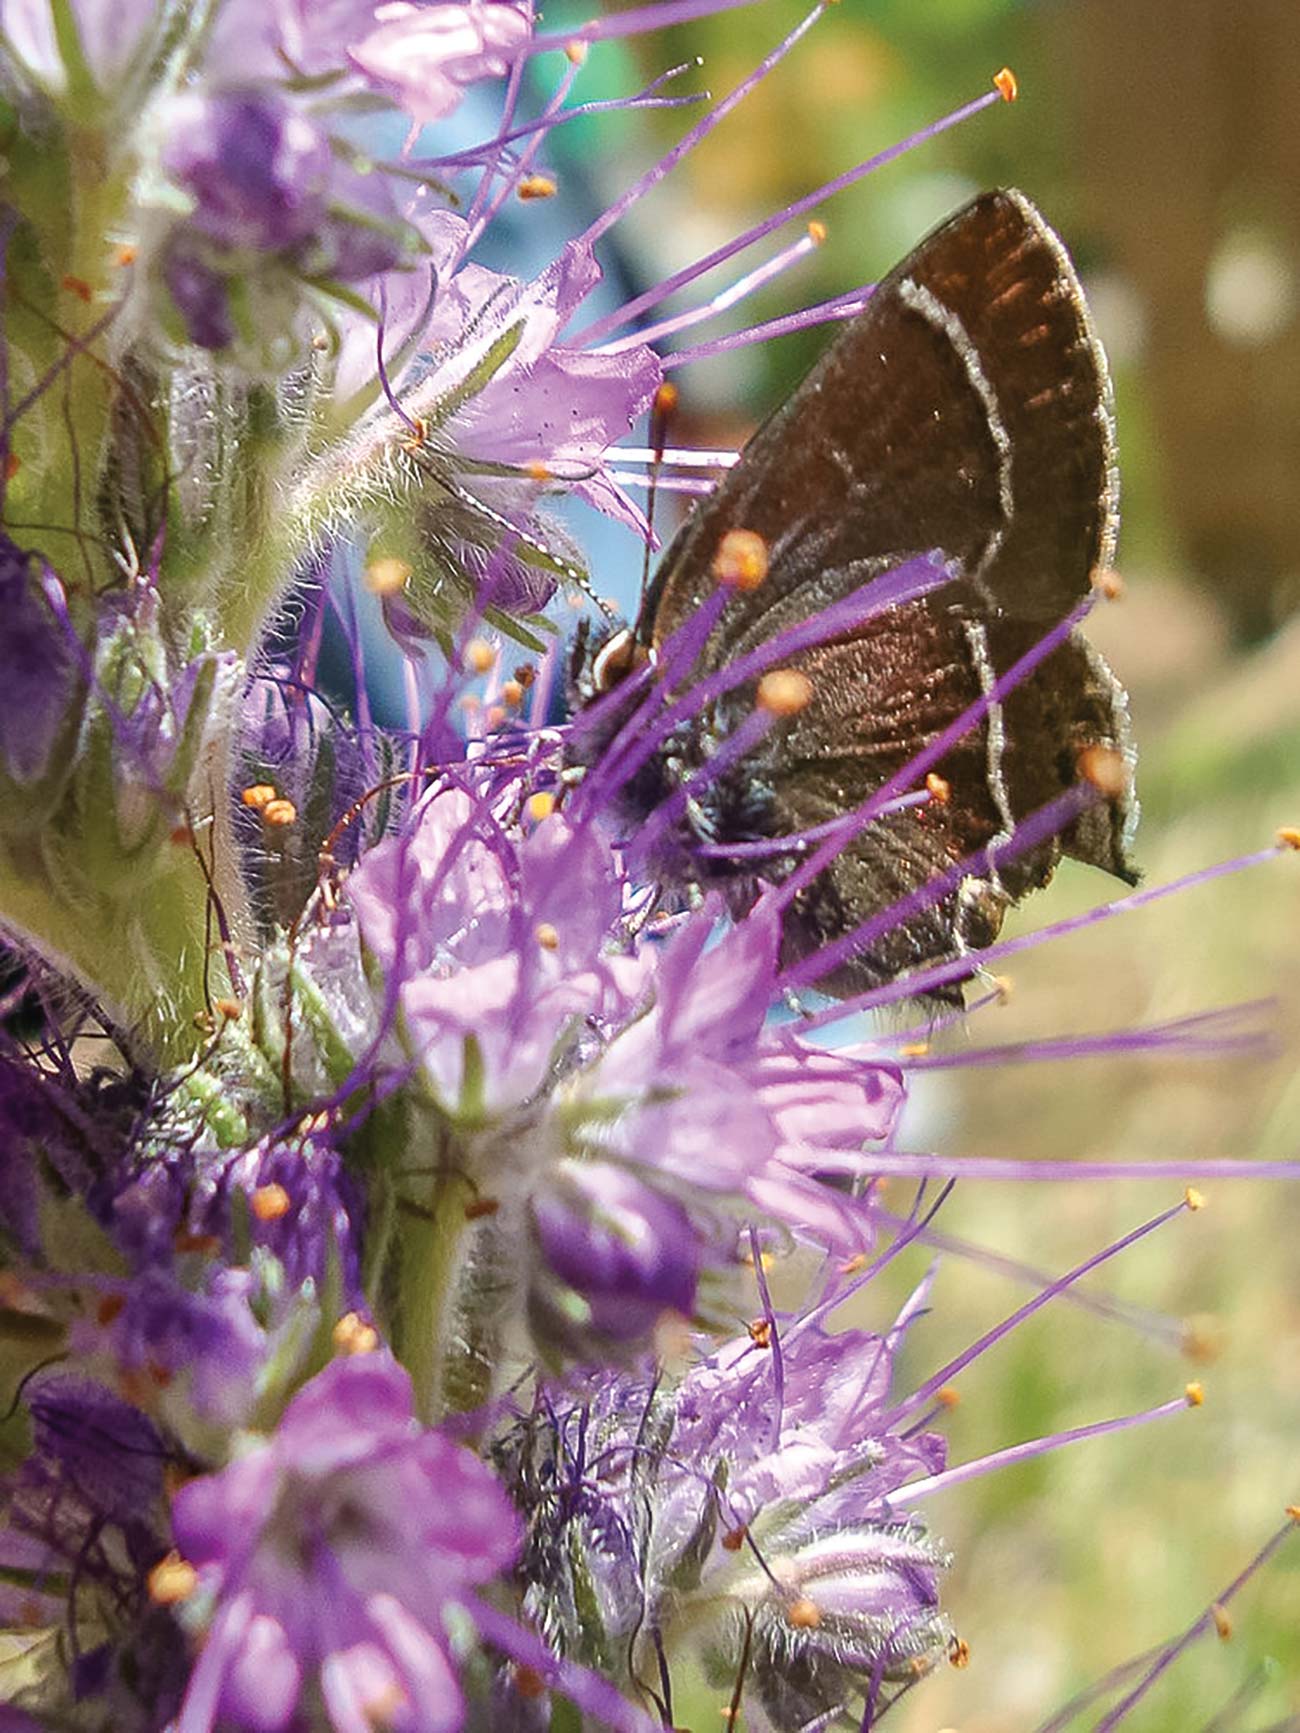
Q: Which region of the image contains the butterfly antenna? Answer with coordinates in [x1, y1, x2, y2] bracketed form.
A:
[635, 381, 677, 641]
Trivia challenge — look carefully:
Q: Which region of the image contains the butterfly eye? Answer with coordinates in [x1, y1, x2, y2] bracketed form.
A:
[591, 628, 650, 694]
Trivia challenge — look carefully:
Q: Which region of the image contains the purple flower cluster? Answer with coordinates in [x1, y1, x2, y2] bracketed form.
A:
[497, 1292, 952, 1729]
[0, 1, 1293, 1731]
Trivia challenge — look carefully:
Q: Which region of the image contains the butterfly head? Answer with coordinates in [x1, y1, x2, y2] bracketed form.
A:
[567, 617, 653, 711]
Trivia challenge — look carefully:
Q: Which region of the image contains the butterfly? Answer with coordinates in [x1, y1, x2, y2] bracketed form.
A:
[570, 188, 1138, 999]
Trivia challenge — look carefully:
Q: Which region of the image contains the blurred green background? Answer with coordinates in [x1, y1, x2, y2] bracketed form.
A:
[542, 1, 1300, 1725]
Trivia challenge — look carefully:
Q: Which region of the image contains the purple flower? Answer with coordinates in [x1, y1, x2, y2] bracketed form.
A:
[110, 1124, 365, 1302]
[349, 2, 530, 123]
[0, 0, 160, 94]
[0, 538, 83, 817]
[204, 0, 527, 116]
[171, 1353, 521, 1733]
[348, 784, 636, 1116]
[329, 210, 661, 618]
[529, 1163, 700, 1351]
[0, 1052, 98, 1255]
[162, 90, 333, 254]
[153, 86, 416, 351]
[162, 238, 237, 351]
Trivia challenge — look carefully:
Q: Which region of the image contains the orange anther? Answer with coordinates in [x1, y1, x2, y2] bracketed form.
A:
[1092, 568, 1125, 600]
[364, 556, 411, 596]
[1211, 1603, 1232, 1640]
[465, 638, 495, 674]
[937, 1385, 961, 1409]
[747, 1317, 773, 1348]
[241, 783, 277, 810]
[712, 528, 769, 591]
[1276, 826, 1300, 850]
[173, 1232, 220, 1256]
[518, 173, 557, 201]
[653, 382, 679, 417]
[1185, 1381, 1205, 1407]
[525, 459, 552, 481]
[214, 997, 243, 1021]
[527, 791, 556, 822]
[250, 1183, 291, 1222]
[899, 1041, 930, 1059]
[948, 1636, 971, 1669]
[148, 1553, 199, 1605]
[757, 668, 812, 716]
[262, 798, 297, 827]
[564, 39, 588, 64]
[333, 1312, 379, 1355]
[807, 219, 827, 246]
[786, 1597, 821, 1630]
[514, 1665, 549, 1699]
[925, 772, 951, 805]
[1185, 1186, 1206, 1212]
[993, 65, 1018, 102]
[502, 679, 525, 706]
[535, 922, 560, 951]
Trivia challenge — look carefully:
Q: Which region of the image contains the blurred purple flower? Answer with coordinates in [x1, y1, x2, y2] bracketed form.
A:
[0, 537, 82, 806]
[162, 90, 333, 254]
[0, 0, 159, 93]
[349, 2, 530, 123]
[0, 1372, 184, 1728]
[171, 1353, 520, 1733]
[205, 0, 526, 117]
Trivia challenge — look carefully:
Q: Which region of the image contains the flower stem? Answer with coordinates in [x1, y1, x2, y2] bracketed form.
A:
[395, 1151, 475, 1425]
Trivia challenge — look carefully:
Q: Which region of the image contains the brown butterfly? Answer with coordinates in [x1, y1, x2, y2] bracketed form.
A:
[571, 188, 1137, 999]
